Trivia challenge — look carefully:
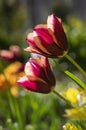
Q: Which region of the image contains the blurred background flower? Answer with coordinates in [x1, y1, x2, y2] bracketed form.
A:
[64, 106, 86, 119]
[62, 87, 86, 106]
[63, 123, 79, 130]
[0, 45, 21, 61]
[0, 61, 24, 96]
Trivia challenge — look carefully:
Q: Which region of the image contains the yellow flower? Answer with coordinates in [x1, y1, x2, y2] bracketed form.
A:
[0, 61, 24, 96]
[4, 61, 24, 86]
[64, 106, 86, 119]
[0, 74, 6, 90]
[63, 88, 86, 107]
[63, 88, 79, 105]
[10, 86, 19, 97]
[63, 123, 79, 130]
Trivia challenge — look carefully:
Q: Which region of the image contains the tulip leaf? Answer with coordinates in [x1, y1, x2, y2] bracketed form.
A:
[64, 70, 86, 89]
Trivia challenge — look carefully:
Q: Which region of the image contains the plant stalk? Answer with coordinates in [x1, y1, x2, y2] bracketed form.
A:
[65, 54, 86, 77]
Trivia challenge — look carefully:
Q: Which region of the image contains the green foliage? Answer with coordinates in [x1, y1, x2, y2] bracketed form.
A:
[0, 0, 27, 54]
[0, 0, 27, 33]
[64, 17, 86, 70]
[0, 90, 65, 130]
[0, 86, 86, 130]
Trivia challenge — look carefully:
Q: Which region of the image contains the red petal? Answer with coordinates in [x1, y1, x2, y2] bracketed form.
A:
[26, 32, 49, 55]
[17, 76, 51, 93]
[47, 14, 68, 50]
[24, 58, 49, 83]
[29, 58, 50, 82]
[34, 28, 64, 57]
[26, 32, 37, 48]
[34, 27, 54, 44]
[42, 57, 56, 86]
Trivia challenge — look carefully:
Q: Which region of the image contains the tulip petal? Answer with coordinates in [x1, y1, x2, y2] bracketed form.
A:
[26, 32, 49, 55]
[34, 26, 57, 55]
[26, 33, 40, 50]
[24, 61, 34, 76]
[24, 46, 42, 55]
[25, 58, 50, 83]
[30, 56, 55, 84]
[34, 28, 65, 57]
[17, 76, 51, 93]
[42, 57, 56, 86]
[33, 31, 51, 54]
[47, 14, 68, 50]
[34, 27, 54, 44]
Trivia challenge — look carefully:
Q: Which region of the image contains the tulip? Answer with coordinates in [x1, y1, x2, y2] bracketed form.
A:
[17, 56, 56, 93]
[0, 50, 14, 61]
[25, 14, 68, 58]
[0, 45, 21, 62]
[9, 45, 21, 58]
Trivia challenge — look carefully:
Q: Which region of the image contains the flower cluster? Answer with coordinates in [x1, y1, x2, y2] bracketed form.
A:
[17, 14, 68, 93]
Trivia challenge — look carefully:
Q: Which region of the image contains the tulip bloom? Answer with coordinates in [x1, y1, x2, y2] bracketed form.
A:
[25, 14, 68, 58]
[17, 56, 56, 93]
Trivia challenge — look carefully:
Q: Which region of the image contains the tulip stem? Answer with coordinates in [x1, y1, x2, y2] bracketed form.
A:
[65, 54, 86, 77]
[53, 90, 72, 106]
[54, 60, 86, 89]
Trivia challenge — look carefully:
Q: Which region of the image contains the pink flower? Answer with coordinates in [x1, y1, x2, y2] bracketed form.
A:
[9, 45, 21, 58]
[0, 45, 21, 62]
[0, 50, 14, 61]
[25, 14, 68, 58]
[17, 56, 56, 93]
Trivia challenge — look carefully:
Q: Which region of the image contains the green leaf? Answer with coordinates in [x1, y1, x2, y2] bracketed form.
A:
[64, 70, 86, 89]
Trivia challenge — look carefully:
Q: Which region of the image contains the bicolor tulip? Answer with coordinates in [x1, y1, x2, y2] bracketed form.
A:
[25, 14, 68, 58]
[17, 56, 56, 93]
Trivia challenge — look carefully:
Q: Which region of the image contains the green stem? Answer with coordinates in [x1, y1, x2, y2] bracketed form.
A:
[64, 70, 86, 89]
[65, 54, 86, 77]
[7, 87, 23, 130]
[0, 59, 23, 129]
[13, 98, 24, 130]
[53, 90, 72, 106]
[7, 90, 15, 117]
[54, 60, 86, 89]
